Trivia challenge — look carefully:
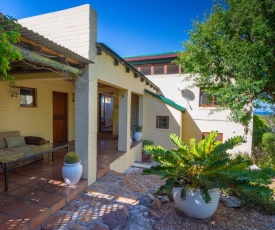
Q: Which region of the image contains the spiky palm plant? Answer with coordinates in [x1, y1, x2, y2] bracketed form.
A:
[143, 131, 275, 203]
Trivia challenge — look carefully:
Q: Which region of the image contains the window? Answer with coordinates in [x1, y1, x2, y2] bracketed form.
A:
[199, 88, 218, 107]
[202, 132, 223, 142]
[154, 64, 164, 75]
[20, 87, 36, 107]
[140, 65, 151, 75]
[156, 116, 169, 129]
[167, 64, 179, 74]
[131, 93, 139, 134]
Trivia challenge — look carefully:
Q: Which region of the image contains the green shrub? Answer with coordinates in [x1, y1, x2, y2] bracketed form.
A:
[225, 187, 275, 214]
[142, 140, 153, 147]
[253, 115, 271, 147]
[64, 152, 80, 164]
[143, 131, 275, 204]
[135, 125, 142, 132]
[262, 132, 275, 153]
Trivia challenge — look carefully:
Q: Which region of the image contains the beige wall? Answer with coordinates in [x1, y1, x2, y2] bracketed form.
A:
[0, 73, 75, 142]
[148, 74, 253, 154]
[19, 4, 97, 60]
[143, 93, 182, 150]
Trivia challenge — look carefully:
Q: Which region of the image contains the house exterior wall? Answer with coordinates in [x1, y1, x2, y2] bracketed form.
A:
[148, 74, 253, 154]
[143, 93, 182, 150]
[19, 5, 161, 185]
[19, 4, 97, 60]
[0, 73, 75, 142]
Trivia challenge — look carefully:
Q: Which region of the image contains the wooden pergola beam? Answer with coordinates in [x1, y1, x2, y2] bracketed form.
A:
[13, 45, 84, 76]
[20, 36, 81, 66]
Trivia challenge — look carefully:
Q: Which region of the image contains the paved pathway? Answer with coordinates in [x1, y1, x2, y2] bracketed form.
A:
[39, 168, 161, 229]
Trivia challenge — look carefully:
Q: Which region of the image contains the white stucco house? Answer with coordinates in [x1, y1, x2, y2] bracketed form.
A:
[125, 53, 253, 154]
[0, 4, 188, 187]
[0, 4, 252, 189]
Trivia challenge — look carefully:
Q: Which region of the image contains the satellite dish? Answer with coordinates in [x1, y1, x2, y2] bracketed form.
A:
[181, 89, 195, 101]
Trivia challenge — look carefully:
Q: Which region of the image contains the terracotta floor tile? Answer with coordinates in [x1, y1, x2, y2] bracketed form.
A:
[0, 217, 29, 230]
[2, 199, 32, 215]
[22, 189, 49, 203]
[0, 212, 9, 223]
[0, 181, 21, 193]
[37, 192, 64, 207]
[0, 194, 17, 208]
[17, 203, 50, 229]
[8, 185, 34, 197]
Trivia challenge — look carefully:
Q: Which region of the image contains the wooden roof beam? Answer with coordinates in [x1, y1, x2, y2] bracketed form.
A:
[13, 45, 84, 76]
[20, 36, 81, 66]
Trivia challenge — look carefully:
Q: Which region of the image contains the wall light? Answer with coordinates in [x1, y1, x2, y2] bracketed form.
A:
[10, 85, 20, 99]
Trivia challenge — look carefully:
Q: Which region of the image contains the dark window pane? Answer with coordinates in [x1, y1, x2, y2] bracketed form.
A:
[156, 116, 169, 129]
[20, 87, 36, 107]
[167, 64, 179, 74]
[154, 65, 164, 75]
[140, 66, 151, 75]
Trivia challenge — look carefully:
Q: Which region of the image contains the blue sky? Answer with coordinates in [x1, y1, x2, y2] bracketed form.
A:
[1, 0, 213, 57]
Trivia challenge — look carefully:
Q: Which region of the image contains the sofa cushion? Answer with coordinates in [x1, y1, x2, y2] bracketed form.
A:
[5, 136, 26, 148]
[0, 131, 21, 149]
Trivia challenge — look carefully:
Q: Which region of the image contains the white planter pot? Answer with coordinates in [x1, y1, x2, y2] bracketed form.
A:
[62, 161, 83, 185]
[172, 187, 219, 220]
[134, 132, 142, 142]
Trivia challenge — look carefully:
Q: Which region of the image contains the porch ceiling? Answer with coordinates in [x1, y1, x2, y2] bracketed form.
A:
[1, 18, 90, 75]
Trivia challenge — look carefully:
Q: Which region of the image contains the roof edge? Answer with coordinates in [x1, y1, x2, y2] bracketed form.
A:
[145, 89, 185, 112]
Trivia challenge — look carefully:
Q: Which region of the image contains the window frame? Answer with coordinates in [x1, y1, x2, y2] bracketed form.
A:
[20, 87, 37, 107]
[156, 116, 169, 129]
[199, 88, 218, 107]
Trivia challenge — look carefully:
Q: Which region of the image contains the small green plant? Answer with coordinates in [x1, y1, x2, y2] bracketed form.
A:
[143, 131, 275, 204]
[142, 139, 153, 147]
[64, 152, 80, 164]
[135, 125, 142, 132]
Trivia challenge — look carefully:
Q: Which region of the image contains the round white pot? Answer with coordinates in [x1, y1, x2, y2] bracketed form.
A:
[62, 161, 83, 185]
[172, 187, 219, 220]
[134, 132, 142, 142]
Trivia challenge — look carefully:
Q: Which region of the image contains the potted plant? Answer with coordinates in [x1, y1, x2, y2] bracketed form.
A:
[134, 125, 143, 142]
[142, 140, 154, 162]
[62, 151, 83, 185]
[143, 131, 275, 220]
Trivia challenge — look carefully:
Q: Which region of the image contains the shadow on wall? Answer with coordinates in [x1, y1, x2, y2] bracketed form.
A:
[181, 111, 202, 146]
[143, 94, 183, 150]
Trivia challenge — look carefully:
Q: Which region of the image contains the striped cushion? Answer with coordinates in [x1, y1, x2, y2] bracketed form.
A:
[5, 136, 26, 148]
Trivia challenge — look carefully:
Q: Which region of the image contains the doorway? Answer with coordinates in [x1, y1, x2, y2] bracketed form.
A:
[53, 91, 68, 143]
[100, 94, 113, 132]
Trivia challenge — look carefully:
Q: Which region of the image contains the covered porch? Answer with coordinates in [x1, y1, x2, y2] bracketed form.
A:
[0, 138, 135, 229]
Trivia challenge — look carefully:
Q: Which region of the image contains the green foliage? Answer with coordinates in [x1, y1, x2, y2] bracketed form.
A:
[175, 0, 275, 128]
[142, 139, 154, 146]
[64, 152, 80, 164]
[0, 13, 22, 81]
[135, 125, 142, 132]
[253, 115, 271, 147]
[262, 132, 275, 153]
[143, 131, 275, 204]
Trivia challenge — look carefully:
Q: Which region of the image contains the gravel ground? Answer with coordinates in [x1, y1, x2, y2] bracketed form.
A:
[126, 168, 275, 230]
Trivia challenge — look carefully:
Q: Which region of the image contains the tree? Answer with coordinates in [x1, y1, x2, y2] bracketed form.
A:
[0, 13, 22, 81]
[176, 0, 275, 129]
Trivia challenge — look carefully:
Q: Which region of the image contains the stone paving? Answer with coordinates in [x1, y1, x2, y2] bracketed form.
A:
[39, 168, 166, 230]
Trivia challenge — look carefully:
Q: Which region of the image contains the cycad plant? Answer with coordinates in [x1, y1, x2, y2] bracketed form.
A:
[143, 131, 275, 203]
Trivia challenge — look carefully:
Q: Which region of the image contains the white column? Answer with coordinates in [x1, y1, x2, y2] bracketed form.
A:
[75, 65, 97, 185]
[118, 90, 131, 152]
